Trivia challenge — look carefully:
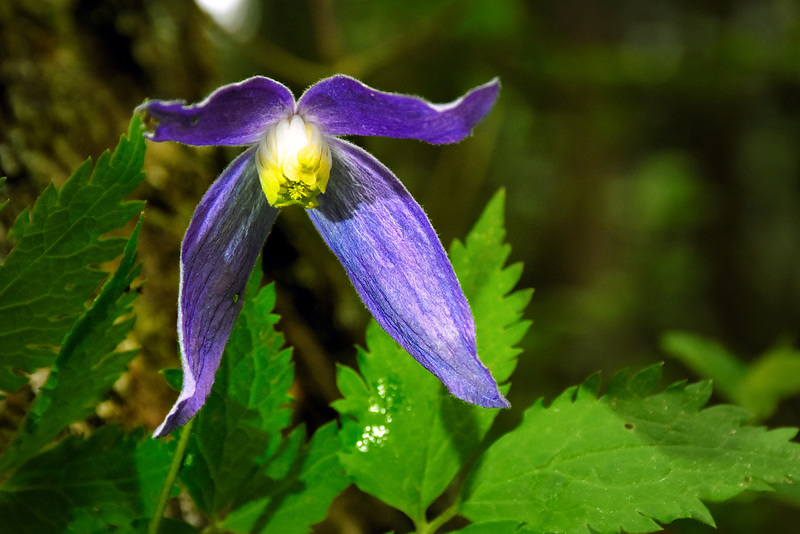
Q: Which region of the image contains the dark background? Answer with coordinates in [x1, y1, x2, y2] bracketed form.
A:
[1, 0, 799, 532]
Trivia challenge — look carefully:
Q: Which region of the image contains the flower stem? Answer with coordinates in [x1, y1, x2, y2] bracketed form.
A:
[148, 418, 195, 534]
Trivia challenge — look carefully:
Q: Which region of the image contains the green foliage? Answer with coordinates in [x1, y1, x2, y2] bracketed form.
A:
[2, 152, 799, 534]
[179, 269, 349, 533]
[449, 188, 533, 385]
[179, 269, 293, 515]
[662, 331, 800, 420]
[0, 117, 146, 392]
[461, 365, 800, 534]
[333, 189, 532, 526]
[0, 218, 144, 473]
[220, 422, 346, 534]
[0, 117, 156, 533]
[0, 426, 172, 534]
[330, 191, 799, 533]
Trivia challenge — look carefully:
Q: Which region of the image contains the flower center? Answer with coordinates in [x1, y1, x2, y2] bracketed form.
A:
[255, 115, 332, 209]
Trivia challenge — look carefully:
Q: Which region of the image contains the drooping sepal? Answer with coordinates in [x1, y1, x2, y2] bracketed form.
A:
[308, 139, 508, 408]
[155, 146, 279, 437]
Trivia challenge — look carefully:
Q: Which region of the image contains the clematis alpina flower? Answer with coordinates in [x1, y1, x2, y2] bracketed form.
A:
[137, 75, 508, 438]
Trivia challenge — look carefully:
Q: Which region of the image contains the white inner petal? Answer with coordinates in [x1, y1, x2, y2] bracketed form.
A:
[285, 116, 308, 162]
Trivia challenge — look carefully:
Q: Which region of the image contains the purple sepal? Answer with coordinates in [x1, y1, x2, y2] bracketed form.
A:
[308, 139, 509, 408]
[154, 146, 279, 438]
[137, 77, 295, 146]
[297, 76, 500, 144]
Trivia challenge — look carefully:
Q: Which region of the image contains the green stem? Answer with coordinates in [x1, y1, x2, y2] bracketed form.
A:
[416, 503, 460, 534]
[148, 418, 195, 534]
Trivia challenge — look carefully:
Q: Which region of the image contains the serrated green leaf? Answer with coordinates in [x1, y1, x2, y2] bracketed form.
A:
[333, 189, 532, 524]
[179, 269, 348, 530]
[0, 117, 146, 391]
[221, 421, 349, 534]
[0, 218, 144, 473]
[449, 188, 533, 384]
[462, 366, 800, 534]
[179, 270, 295, 517]
[0, 426, 172, 534]
[180, 270, 349, 533]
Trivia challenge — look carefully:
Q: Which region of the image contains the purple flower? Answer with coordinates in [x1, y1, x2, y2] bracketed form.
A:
[137, 75, 508, 438]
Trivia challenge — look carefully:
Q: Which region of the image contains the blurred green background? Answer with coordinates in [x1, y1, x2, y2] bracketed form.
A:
[1, 0, 799, 532]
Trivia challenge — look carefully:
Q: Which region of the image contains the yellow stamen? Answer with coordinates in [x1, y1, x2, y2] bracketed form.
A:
[256, 115, 332, 209]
